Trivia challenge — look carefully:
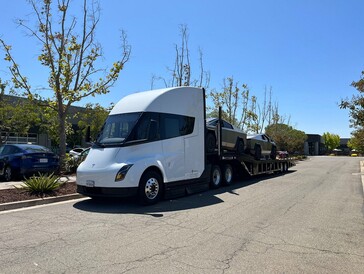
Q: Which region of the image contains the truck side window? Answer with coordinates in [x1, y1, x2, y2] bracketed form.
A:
[160, 113, 195, 139]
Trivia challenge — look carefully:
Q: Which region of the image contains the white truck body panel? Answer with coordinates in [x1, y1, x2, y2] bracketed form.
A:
[77, 87, 205, 190]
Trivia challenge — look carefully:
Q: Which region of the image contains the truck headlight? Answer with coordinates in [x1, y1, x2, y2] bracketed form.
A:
[115, 164, 133, 182]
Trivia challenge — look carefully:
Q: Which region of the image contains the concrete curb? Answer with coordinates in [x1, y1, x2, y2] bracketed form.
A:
[0, 193, 84, 212]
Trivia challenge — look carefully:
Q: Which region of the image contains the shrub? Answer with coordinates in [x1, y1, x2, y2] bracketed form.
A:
[18, 173, 64, 197]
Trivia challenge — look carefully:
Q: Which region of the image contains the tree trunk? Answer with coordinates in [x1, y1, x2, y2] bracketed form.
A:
[58, 112, 67, 173]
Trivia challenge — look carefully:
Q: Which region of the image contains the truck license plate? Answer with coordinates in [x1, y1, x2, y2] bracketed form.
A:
[39, 158, 48, 163]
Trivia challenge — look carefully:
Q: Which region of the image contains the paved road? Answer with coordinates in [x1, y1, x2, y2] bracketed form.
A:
[0, 156, 363, 273]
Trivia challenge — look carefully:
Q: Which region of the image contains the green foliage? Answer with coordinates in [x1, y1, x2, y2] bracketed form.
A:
[322, 132, 340, 152]
[340, 71, 364, 129]
[347, 129, 364, 154]
[77, 103, 110, 142]
[0, 79, 41, 144]
[265, 123, 307, 153]
[0, 0, 130, 164]
[19, 173, 63, 197]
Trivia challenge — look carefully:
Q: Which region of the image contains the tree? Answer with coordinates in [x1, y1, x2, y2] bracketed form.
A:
[0, 79, 41, 144]
[322, 132, 340, 153]
[151, 25, 210, 89]
[347, 129, 364, 154]
[340, 71, 364, 129]
[0, 0, 130, 167]
[265, 123, 307, 154]
[77, 103, 110, 142]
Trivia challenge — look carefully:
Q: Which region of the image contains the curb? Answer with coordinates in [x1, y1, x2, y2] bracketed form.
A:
[0, 193, 85, 212]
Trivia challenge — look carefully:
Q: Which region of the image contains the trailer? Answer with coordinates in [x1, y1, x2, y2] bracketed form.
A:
[76, 87, 295, 204]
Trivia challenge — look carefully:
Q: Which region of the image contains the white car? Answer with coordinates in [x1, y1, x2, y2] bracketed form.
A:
[206, 118, 246, 154]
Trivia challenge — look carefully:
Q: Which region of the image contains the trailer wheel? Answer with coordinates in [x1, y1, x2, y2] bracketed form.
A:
[138, 170, 163, 205]
[223, 164, 233, 185]
[206, 132, 216, 153]
[210, 165, 222, 189]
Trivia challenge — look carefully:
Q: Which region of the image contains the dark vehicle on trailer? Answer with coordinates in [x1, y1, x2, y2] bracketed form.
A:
[246, 134, 277, 160]
[0, 144, 59, 181]
[206, 118, 246, 155]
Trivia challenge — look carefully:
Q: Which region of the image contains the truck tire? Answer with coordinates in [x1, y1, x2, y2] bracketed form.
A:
[223, 164, 233, 185]
[138, 170, 163, 205]
[210, 165, 222, 189]
[206, 132, 216, 153]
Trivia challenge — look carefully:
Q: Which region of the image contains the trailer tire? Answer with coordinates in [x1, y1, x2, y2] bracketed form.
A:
[206, 132, 216, 153]
[138, 170, 163, 205]
[210, 165, 222, 189]
[223, 164, 233, 185]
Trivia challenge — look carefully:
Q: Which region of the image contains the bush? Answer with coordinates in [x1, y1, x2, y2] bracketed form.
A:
[18, 173, 64, 197]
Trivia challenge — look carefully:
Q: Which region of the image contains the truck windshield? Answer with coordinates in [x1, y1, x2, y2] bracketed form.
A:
[96, 112, 142, 146]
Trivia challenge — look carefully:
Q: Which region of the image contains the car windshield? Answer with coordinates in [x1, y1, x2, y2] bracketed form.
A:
[96, 112, 142, 146]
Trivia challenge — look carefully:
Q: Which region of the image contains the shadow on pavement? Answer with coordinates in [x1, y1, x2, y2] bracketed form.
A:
[73, 170, 296, 216]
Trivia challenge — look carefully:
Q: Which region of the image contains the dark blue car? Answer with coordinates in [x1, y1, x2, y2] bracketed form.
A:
[0, 144, 60, 181]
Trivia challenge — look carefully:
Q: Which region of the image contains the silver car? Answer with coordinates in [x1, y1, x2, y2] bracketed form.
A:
[247, 134, 277, 160]
[206, 118, 247, 154]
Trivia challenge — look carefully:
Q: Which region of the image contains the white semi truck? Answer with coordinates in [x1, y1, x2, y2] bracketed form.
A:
[76, 87, 294, 205]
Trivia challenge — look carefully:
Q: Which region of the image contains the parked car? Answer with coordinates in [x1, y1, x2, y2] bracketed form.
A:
[70, 147, 90, 162]
[246, 134, 277, 160]
[0, 144, 60, 181]
[206, 118, 247, 154]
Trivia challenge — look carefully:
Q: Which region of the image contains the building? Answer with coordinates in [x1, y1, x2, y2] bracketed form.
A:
[304, 134, 350, 156]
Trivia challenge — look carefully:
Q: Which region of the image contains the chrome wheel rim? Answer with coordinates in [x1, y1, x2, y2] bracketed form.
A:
[212, 169, 221, 186]
[145, 178, 159, 200]
[225, 167, 232, 183]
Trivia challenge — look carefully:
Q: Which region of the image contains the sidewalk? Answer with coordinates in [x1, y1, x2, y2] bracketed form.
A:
[0, 175, 77, 190]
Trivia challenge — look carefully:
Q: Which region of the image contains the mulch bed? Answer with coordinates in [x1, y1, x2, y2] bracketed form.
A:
[0, 181, 77, 204]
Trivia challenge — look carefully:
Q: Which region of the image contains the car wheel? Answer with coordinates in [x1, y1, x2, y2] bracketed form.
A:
[222, 164, 233, 185]
[236, 139, 245, 155]
[206, 132, 216, 153]
[4, 166, 12, 182]
[210, 165, 222, 189]
[138, 170, 163, 205]
[254, 144, 262, 160]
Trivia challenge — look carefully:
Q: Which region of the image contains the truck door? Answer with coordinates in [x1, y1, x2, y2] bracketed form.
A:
[160, 114, 185, 182]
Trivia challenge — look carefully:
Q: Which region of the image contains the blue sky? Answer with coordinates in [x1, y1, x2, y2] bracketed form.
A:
[1, 0, 364, 138]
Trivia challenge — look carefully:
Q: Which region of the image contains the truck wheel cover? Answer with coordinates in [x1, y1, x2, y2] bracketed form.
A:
[144, 178, 160, 200]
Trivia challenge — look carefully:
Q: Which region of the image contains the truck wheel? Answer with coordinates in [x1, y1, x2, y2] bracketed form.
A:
[210, 165, 222, 189]
[206, 132, 216, 153]
[223, 164, 233, 185]
[138, 170, 163, 205]
[254, 145, 262, 160]
[236, 139, 245, 155]
[4, 166, 12, 182]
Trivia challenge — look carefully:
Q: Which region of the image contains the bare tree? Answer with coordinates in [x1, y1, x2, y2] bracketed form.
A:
[151, 25, 210, 89]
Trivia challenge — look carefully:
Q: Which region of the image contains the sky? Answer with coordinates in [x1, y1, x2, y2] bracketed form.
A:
[1, 0, 364, 138]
